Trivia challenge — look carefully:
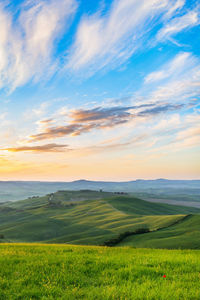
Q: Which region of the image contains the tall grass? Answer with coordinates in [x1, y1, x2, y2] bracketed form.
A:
[0, 243, 200, 299]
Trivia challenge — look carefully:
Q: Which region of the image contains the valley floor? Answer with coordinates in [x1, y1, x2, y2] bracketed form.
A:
[0, 243, 199, 299]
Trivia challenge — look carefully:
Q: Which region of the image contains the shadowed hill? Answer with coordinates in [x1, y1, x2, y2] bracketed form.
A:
[106, 196, 199, 215]
[0, 190, 199, 248]
[118, 214, 200, 249]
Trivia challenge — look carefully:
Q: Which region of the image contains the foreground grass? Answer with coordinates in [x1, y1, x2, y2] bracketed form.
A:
[0, 244, 200, 299]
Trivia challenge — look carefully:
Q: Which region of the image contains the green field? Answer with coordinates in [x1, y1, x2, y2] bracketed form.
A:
[0, 190, 200, 248]
[0, 243, 200, 299]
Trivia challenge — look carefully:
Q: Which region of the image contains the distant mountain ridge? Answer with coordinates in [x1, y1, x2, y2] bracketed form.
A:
[0, 179, 199, 202]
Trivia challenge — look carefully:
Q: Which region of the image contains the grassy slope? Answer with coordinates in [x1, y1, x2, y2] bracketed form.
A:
[0, 199, 185, 245]
[118, 214, 200, 249]
[0, 243, 200, 299]
[7, 190, 113, 209]
[0, 191, 199, 247]
[106, 196, 199, 215]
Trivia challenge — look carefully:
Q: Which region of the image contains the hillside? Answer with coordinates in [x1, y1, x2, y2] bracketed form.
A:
[0, 190, 199, 248]
[118, 214, 200, 249]
[0, 244, 200, 299]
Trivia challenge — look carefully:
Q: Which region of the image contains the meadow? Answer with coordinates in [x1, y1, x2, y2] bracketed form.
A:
[0, 243, 200, 299]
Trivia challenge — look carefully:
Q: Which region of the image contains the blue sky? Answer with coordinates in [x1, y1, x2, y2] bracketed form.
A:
[0, 0, 199, 181]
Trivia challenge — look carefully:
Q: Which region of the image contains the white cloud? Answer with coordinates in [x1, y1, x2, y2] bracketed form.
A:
[176, 126, 200, 142]
[142, 52, 200, 104]
[67, 0, 182, 75]
[32, 102, 50, 117]
[154, 113, 200, 152]
[145, 52, 193, 83]
[157, 9, 199, 41]
[163, 0, 185, 19]
[0, 112, 7, 121]
[0, 0, 77, 91]
[0, 6, 12, 85]
[0, 0, 198, 90]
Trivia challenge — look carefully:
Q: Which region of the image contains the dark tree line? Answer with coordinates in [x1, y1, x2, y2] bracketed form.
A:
[103, 228, 150, 247]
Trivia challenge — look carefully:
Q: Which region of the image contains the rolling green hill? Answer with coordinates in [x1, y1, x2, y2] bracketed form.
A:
[0, 190, 199, 248]
[118, 214, 200, 249]
[106, 196, 199, 215]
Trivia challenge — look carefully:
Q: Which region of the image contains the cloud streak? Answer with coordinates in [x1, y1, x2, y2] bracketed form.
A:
[157, 8, 199, 42]
[145, 52, 192, 83]
[3, 143, 68, 152]
[0, 0, 199, 90]
[29, 103, 183, 141]
[0, 0, 77, 91]
[143, 52, 200, 105]
[67, 0, 184, 75]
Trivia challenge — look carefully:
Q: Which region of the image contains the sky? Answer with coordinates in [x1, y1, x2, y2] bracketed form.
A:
[0, 0, 200, 181]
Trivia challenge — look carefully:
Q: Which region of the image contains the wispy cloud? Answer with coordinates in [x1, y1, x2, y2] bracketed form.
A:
[77, 133, 149, 155]
[138, 104, 183, 116]
[70, 106, 136, 122]
[67, 0, 182, 75]
[29, 103, 183, 141]
[38, 119, 54, 125]
[143, 52, 200, 104]
[145, 52, 193, 83]
[0, 0, 198, 90]
[157, 8, 200, 42]
[163, 0, 185, 19]
[0, 0, 77, 91]
[147, 113, 200, 154]
[3, 143, 68, 153]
